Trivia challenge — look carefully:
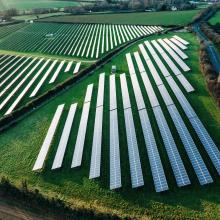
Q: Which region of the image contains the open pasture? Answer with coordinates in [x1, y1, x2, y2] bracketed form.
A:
[0, 54, 83, 117]
[0, 32, 219, 219]
[0, 22, 162, 59]
[40, 10, 201, 26]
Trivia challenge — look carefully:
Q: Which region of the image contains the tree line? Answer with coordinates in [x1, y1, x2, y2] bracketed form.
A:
[0, 176, 132, 220]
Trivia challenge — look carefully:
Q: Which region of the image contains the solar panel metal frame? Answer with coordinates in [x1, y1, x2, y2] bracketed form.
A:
[157, 39, 190, 72]
[166, 76, 196, 119]
[33, 104, 65, 171]
[170, 38, 187, 50]
[176, 74, 195, 93]
[144, 41, 170, 77]
[139, 109, 169, 192]
[190, 116, 220, 175]
[124, 107, 144, 188]
[163, 38, 188, 59]
[96, 73, 105, 107]
[151, 40, 182, 76]
[109, 109, 122, 189]
[133, 52, 160, 108]
[84, 84, 94, 103]
[52, 103, 77, 170]
[158, 84, 174, 106]
[173, 35, 189, 45]
[109, 74, 117, 111]
[126, 53, 136, 74]
[120, 73, 131, 109]
[153, 106, 190, 187]
[138, 45, 163, 86]
[89, 106, 104, 179]
[167, 104, 213, 185]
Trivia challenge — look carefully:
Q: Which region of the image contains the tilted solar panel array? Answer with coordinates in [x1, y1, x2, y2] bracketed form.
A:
[32, 35, 219, 193]
[109, 74, 122, 190]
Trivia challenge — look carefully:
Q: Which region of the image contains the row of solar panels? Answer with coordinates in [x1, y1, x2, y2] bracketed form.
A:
[32, 36, 219, 192]
[0, 54, 81, 115]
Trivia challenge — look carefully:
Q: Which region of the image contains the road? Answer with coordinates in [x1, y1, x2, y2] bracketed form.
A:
[192, 12, 220, 77]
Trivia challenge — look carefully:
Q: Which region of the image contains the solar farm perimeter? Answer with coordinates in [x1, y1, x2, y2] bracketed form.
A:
[0, 29, 220, 220]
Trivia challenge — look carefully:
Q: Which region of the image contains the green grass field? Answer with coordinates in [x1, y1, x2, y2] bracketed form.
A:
[209, 10, 220, 25]
[0, 32, 220, 219]
[0, 0, 79, 11]
[40, 10, 201, 26]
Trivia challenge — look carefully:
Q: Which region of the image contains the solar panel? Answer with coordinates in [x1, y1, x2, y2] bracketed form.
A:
[144, 41, 194, 93]
[144, 41, 170, 77]
[5, 59, 50, 115]
[139, 109, 168, 192]
[158, 84, 174, 106]
[170, 38, 187, 50]
[190, 117, 220, 175]
[52, 103, 77, 170]
[133, 52, 159, 108]
[173, 35, 189, 45]
[120, 73, 131, 109]
[163, 38, 188, 59]
[157, 39, 190, 72]
[164, 76, 220, 176]
[0, 56, 24, 79]
[71, 85, 93, 168]
[0, 57, 31, 88]
[176, 74, 195, 93]
[124, 107, 144, 188]
[0, 56, 18, 72]
[130, 74, 146, 110]
[153, 106, 190, 187]
[33, 104, 65, 171]
[110, 109, 122, 190]
[166, 76, 196, 119]
[151, 40, 182, 76]
[30, 60, 58, 97]
[167, 104, 213, 185]
[96, 73, 105, 107]
[49, 60, 65, 83]
[138, 45, 163, 86]
[109, 74, 117, 111]
[133, 51, 145, 73]
[126, 53, 136, 74]
[0, 58, 38, 97]
[65, 61, 73, 72]
[89, 106, 104, 179]
[84, 84, 94, 103]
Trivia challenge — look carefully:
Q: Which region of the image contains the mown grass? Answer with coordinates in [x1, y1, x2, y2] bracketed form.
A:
[40, 10, 201, 26]
[0, 32, 220, 219]
[209, 10, 220, 25]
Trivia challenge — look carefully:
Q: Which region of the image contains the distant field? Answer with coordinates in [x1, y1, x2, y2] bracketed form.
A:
[0, 32, 220, 219]
[209, 10, 220, 25]
[0, 0, 79, 10]
[40, 10, 201, 26]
